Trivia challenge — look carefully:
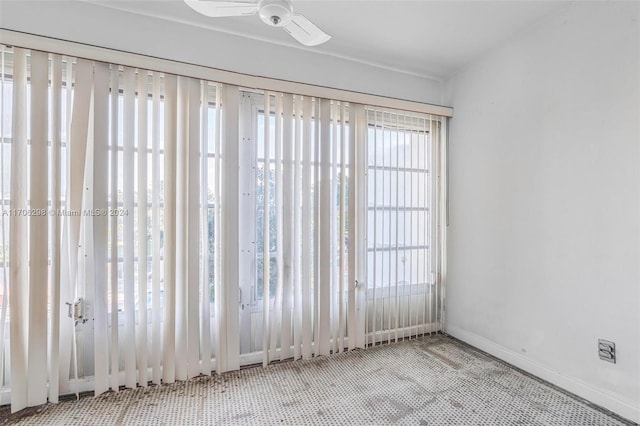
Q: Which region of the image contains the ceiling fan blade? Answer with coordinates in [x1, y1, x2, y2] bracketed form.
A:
[283, 14, 331, 47]
[184, 0, 259, 18]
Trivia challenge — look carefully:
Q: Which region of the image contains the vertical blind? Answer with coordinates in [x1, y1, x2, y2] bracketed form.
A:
[0, 45, 447, 413]
[365, 108, 441, 345]
[252, 94, 365, 364]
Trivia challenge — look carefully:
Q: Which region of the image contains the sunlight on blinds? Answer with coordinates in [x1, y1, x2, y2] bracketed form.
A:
[0, 43, 446, 414]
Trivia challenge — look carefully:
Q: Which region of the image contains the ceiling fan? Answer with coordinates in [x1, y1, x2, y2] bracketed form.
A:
[184, 0, 331, 47]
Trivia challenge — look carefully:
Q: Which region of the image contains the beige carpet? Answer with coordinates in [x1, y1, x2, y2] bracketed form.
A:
[1, 335, 632, 425]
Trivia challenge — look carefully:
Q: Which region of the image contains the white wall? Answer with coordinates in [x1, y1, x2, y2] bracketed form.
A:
[443, 2, 639, 422]
[0, 1, 442, 105]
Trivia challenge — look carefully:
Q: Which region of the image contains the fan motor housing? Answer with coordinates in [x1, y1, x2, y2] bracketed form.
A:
[259, 0, 293, 27]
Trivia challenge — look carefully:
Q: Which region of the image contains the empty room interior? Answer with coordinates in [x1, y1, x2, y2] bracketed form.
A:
[0, 0, 638, 424]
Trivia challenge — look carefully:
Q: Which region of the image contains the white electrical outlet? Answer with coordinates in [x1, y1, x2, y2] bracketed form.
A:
[598, 339, 616, 364]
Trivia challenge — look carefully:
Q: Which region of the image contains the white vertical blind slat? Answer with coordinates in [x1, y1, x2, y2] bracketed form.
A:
[280, 94, 294, 361]
[402, 116, 409, 338]
[186, 77, 201, 379]
[338, 104, 346, 352]
[371, 110, 378, 346]
[383, 115, 389, 341]
[313, 100, 320, 353]
[416, 117, 424, 334]
[362, 113, 369, 346]
[418, 117, 424, 335]
[430, 116, 437, 334]
[262, 94, 271, 367]
[269, 93, 283, 361]
[136, 69, 149, 387]
[318, 99, 331, 356]
[301, 96, 313, 360]
[330, 101, 338, 353]
[162, 74, 177, 384]
[27, 50, 49, 406]
[407, 116, 414, 334]
[109, 64, 120, 392]
[199, 81, 212, 375]
[81, 95, 95, 389]
[439, 119, 446, 333]
[219, 85, 240, 372]
[426, 116, 432, 334]
[92, 61, 110, 396]
[393, 114, 400, 342]
[66, 58, 93, 397]
[9, 47, 28, 413]
[291, 96, 302, 361]
[354, 105, 367, 349]
[122, 66, 137, 389]
[57, 56, 74, 395]
[418, 115, 435, 335]
[47, 53, 62, 403]
[347, 102, 357, 351]
[213, 83, 222, 368]
[174, 76, 188, 381]
[58, 61, 74, 395]
[0, 47, 7, 396]
[150, 73, 162, 385]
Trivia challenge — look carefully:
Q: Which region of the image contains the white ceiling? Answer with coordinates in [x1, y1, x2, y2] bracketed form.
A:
[88, 0, 570, 80]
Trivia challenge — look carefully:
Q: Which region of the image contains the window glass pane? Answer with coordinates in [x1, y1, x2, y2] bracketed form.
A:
[1, 80, 12, 138]
[366, 111, 433, 291]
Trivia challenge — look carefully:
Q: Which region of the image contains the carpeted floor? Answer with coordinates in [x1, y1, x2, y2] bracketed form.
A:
[1, 335, 633, 425]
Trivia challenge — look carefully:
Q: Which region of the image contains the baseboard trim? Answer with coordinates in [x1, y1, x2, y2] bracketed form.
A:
[445, 324, 640, 424]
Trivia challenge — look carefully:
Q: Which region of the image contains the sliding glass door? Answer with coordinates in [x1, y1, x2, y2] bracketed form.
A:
[230, 94, 446, 361]
[237, 92, 357, 364]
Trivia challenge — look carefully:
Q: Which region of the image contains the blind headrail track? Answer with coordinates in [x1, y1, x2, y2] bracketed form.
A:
[0, 29, 453, 117]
